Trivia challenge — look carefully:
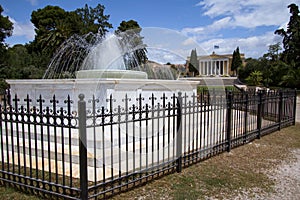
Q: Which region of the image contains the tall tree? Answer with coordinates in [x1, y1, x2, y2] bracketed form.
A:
[115, 20, 147, 70]
[188, 49, 199, 76]
[275, 3, 300, 68]
[74, 4, 112, 35]
[31, 4, 112, 55]
[29, 4, 113, 76]
[275, 3, 300, 88]
[260, 43, 284, 86]
[0, 5, 13, 61]
[31, 5, 69, 55]
[0, 5, 13, 46]
[0, 5, 13, 93]
[263, 42, 282, 61]
[231, 47, 242, 76]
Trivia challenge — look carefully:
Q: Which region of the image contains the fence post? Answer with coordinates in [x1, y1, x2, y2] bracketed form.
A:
[226, 91, 233, 152]
[257, 90, 263, 139]
[176, 92, 183, 173]
[293, 88, 297, 125]
[78, 94, 88, 200]
[243, 93, 248, 143]
[278, 90, 283, 130]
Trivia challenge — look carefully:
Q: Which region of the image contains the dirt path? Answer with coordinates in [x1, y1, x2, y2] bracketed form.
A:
[245, 96, 300, 200]
[266, 96, 300, 199]
[259, 96, 300, 199]
[265, 149, 300, 200]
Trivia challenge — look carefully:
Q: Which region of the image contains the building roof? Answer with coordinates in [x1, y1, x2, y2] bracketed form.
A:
[187, 51, 245, 61]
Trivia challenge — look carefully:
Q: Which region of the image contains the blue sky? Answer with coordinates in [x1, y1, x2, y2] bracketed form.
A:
[1, 0, 300, 62]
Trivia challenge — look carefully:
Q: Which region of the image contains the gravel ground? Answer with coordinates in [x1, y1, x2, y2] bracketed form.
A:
[267, 149, 300, 200]
[235, 149, 300, 200]
[264, 96, 300, 200]
[237, 96, 300, 200]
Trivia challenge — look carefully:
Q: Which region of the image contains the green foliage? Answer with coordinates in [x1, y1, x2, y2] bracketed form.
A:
[188, 49, 199, 76]
[30, 4, 112, 56]
[275, 3, 300, 68]
[280, 66, 300, 88]
[116, 20, 140, 33]
[0, 5, 13, 64]
[0, 3, 114, 92]
[74, 4, 112, 35]
[231, 47, 242, 75]
[115, 20, 148, 70]
[0, 5, 13, 92]
[273, 3, 300, 88]
[264, 42, 282, 61]
[238, 58, 261, 82]
[239, 43, 290, 88]
[0, 44, 46, 82]
[245, 70, 263, 86]
[0, 5, 13, 45]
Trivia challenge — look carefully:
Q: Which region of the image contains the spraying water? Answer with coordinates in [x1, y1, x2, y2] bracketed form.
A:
[43, 31, 175, 80]
[81, 33, 126, 71]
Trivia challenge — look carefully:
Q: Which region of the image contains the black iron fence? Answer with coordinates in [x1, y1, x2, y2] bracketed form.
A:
[0, 89, 297, 199]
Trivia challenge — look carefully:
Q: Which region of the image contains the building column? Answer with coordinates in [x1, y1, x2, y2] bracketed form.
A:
[217, 61, 220, 76]
[199, 61, 201, 75]
[214, 61, 217, 75]
[206, 61, 208, 75]
[222, 60, 225, 75]
[227, 60, 229, 75]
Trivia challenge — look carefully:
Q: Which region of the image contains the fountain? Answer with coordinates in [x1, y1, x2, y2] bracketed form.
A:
[4, 29, 201, 182]
[75, 33, 148, 79]
[7, 30, 198, 108]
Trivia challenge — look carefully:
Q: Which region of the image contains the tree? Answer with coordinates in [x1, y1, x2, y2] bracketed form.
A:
[115, 20, 148, 70]
[0, 5, 13, 93]
[30, 4, 112, 56]
[31, 6, 67, 37]
[238, 58, 261, 83]
[0, 5, 13, 63]
[0, 5, 13, 45]
[260, 43, 286, 87]
[280, 65, 300, 88]
[74, 4, 112, 35]
[31, 5, 70, 55]
[275, 3, 300, 68]
[188, 49, 199, 76]
[263, 42, 282, 61]
[231, 47, 242, 76]
[28, 4, 113, 77]
[245, 70, 263, 86]
[274, 3, 300, 88]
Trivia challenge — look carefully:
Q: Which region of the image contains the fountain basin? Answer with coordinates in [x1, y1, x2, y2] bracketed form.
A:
[6, 78, 199, 109]
[76, 69, 148, 79]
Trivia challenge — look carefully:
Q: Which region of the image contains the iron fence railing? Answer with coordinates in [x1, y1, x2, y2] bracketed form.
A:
[0, 88, 297, 199]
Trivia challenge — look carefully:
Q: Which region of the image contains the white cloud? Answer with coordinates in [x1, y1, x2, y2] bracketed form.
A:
[147, 48, 186, 64]
[182, 37, 197, 46]
[181, 0, 300, 58]
[9, 17, 35, 40]
[182, 17, 232, 37]
[199, 31, 283, 58]
[26, 0, 38, 6]
[197, 0, 299, 28]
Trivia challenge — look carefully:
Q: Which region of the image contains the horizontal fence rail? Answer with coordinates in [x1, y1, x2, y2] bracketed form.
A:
[0, 89, 297, 199]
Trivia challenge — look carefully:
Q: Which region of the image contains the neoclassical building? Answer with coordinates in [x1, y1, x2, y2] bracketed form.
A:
[187, 52, 245, 76]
